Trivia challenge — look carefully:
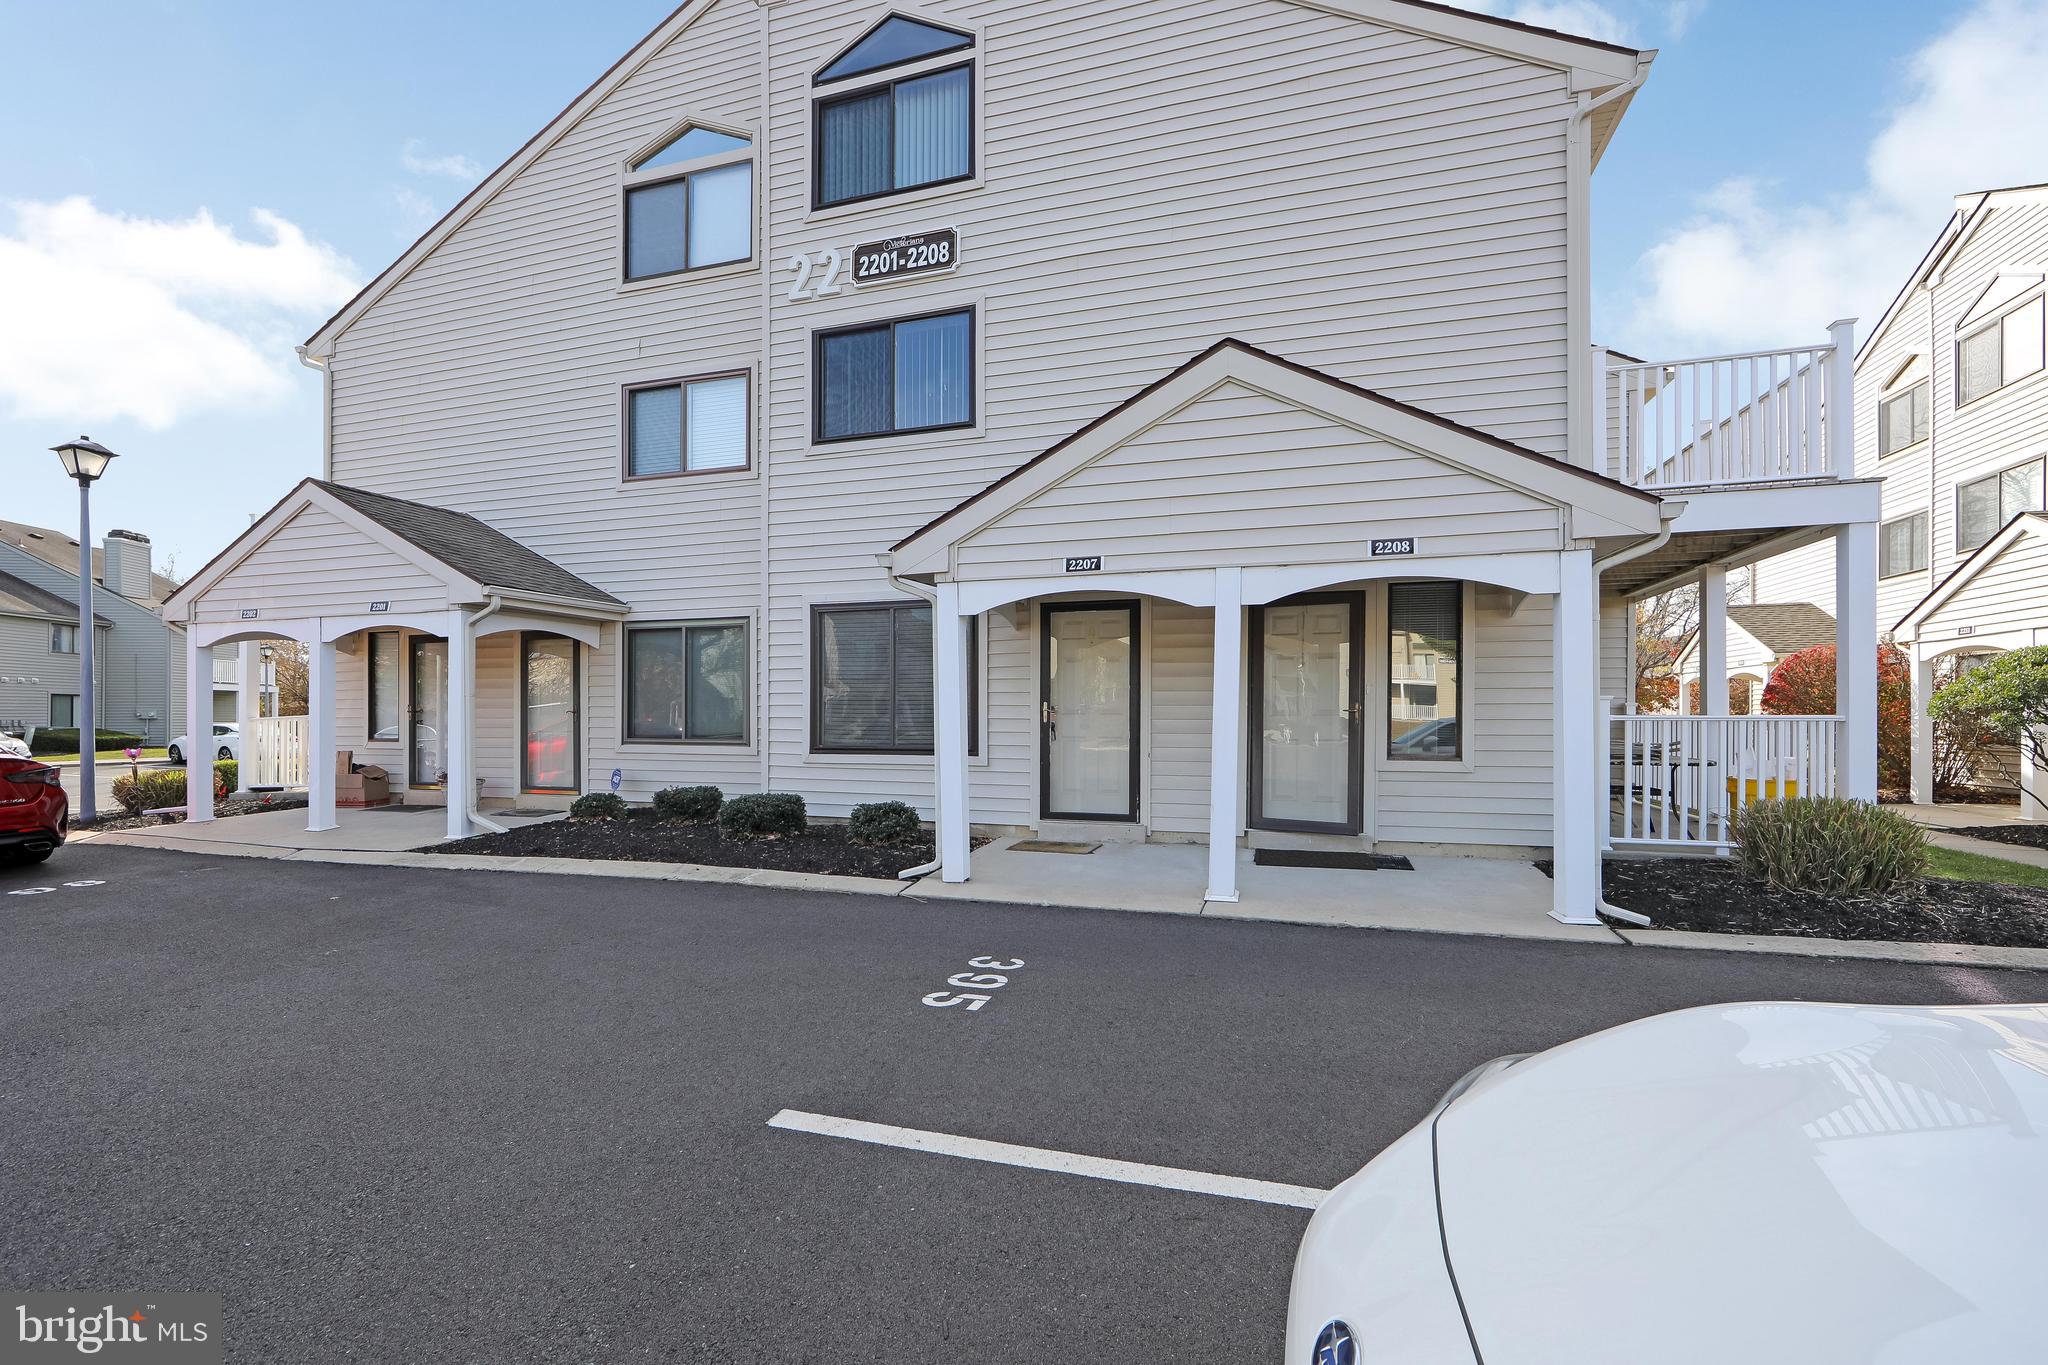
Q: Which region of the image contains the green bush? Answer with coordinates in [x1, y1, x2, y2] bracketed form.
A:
[29, 728, 145, 756]
[653, 785, 722, 823]
[1733, 797, 1927, 897]
[848, 799, 922, 845]
[569, 792, 629, 821]
[110, 767, 224, 816]
[719, 792, 806, 841]
[214, 759, 238, 794]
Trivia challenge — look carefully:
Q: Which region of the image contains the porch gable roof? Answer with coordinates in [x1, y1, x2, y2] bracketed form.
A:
[162, 478, 624, 622]
[888, 338, 1660, 578]
[1894, 511, 2048, 640]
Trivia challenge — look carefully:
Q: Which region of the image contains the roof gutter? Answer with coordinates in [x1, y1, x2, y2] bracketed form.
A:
[461, 593, 509, 837]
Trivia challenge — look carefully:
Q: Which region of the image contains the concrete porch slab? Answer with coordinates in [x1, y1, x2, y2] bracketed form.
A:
[910, 837, 1616, 942]
[79, 804, 558, 855]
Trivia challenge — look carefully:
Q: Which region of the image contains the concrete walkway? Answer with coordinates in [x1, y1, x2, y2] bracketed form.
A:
[81, 804, 557, 855]
[1895, 801, 2048, 870]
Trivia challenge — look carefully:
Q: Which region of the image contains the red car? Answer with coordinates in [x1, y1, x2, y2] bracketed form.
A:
[0, 755, 68, 866]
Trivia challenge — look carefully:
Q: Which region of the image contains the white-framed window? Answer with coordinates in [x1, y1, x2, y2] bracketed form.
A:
[367, 631, 401, 742]
[1879, 511, 1928, 578]
[49, 623, 77, 654]
[1878, 380, 1929, 456]
[624, 372, 750, 478]
[814, 307, 974, 441]
[625, 620, 749, 743]
[1385, 582, 1461, 761]
[1957, 294, 2045, 407]
[622, 124, 753, 281]
[810, 601, 977, 754]
[1955, 458, 2044, 552]
[813, 16, 976, 210]
[49, 693, 77, 728]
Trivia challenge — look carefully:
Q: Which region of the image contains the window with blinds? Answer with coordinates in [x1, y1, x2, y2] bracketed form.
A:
[1386, 582, 1462, 761]
[1877, 381, 1928, 456]
[626, 621, 748, 743]
[811, 602, 977, 754]
[813, 17, 974, 210]
[815, 309, 973, 442]
[625, 372, 749, 477]
[1956, 459, 2044, 552]
[1957, 295, 2046, 406]
[622, 126, 752, 281]
[1879, 512, 1928, 578]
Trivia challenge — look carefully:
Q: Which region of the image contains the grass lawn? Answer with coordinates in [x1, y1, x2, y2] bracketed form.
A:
[35, 747, 170, 763]
[1926, 845, 2048, 891]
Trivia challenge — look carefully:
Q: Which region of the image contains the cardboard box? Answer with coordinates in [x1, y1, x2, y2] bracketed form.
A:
[335, 748, 392, 808]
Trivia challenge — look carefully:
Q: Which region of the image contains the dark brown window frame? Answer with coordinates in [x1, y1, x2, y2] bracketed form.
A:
[813, 16, 974, 87]
[809, 600, 978, 755]
[365, 629, 401, 743]
[620, 156, 755, 285]
[1384, 581, 1465, 764]
[621, 369, 754, 482]
[811, 59, 976, 211]
[622, 618, 752, 747]
[811, 306, 976, 445]
[518, 630, 582, 794]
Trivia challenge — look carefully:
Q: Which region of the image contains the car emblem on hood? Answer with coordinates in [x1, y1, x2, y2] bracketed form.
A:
[1313, 1320, 1356, 1365]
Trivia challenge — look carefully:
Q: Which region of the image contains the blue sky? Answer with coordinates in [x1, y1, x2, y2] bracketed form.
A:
[2, 0, 2042, 574]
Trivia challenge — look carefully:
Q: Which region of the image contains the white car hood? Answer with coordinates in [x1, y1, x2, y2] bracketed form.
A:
[1435, 1002, 2048, 1365]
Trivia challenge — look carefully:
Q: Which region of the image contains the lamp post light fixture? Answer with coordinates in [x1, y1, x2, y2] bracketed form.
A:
[49, 437, 119, 825]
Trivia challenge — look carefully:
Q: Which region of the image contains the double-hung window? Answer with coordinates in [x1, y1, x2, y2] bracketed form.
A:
[815, 308, 972, 441]
[622, 125, 753, 281]
[626, 621, 749, 743]
[1879, 512, 1928, 577]
[1957, 294, 2046, 406]
[813, 16, 975, 209]
[1386, 583, 1461, 761]
[1955, 458, 2045, 552]
[626, 372, 750, 477]
[1878, 380, 1929, 456]
[812, 601, 977, 754]
[49, 623, 77, 654]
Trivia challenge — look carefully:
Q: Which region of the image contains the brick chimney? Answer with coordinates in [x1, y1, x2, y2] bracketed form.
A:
[102, 529, 153, 600]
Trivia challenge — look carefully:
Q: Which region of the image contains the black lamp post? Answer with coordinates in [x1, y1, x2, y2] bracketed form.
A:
[49, 437, 119, 824]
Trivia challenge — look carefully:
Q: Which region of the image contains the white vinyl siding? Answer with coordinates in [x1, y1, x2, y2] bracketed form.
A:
[192, 505, 448, 623]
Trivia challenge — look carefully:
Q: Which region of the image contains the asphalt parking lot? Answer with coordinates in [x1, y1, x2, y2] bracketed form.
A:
[5, 842, 2042, 1362]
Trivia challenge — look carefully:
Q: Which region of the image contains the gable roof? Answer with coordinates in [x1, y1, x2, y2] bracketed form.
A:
[0, 569, 112, 626]
[302, 0, 1644, 357]
[889, 337, 1659, 574]
[1894, 511, 2048, 638]
[1860, 183, 2048, 368]
[1726, 602, 1838, 655]
[163, 479, 624, 616]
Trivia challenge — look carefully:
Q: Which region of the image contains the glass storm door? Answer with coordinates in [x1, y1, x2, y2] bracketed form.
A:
[1251, 595, 1362, 833]
[1041, 603, 1138, 821]
[409, 636, 449, 789]
[521, 634, 578, 793]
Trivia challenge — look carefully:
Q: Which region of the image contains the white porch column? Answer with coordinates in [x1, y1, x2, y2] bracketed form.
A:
[1699, 566, 1728, 716]
[933, 582, 972, 882]
[1835, 522, 1879, 801]
[1551, 548, 1601, 924]
[1908, 642, 1935, 805]
[183, 628, 214, 824]
[233, 640, 260, 796]
[1206, 568, 1244, 904]
[2022, 730, 2045, 822]
[307, 623, 337, 833]
[445, 608, 473, 841]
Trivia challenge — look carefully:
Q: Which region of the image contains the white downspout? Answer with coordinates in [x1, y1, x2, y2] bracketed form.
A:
[883, 557, 944, 880]
[462, 593, 508, 836]
[1587, 503, 1684, 928]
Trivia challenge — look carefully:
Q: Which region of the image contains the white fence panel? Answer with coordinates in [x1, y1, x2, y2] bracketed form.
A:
[247, 714, 309, 789]
[1609, 712, 1840, 850]
[1607, 341, 1838, 489]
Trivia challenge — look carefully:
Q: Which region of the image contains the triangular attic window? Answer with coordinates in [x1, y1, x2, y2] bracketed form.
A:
[816, 15, 973, 84]
[633, 126, 749, 172]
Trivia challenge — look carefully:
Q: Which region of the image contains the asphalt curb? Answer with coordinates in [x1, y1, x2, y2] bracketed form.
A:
[74, 826, 2048, 971]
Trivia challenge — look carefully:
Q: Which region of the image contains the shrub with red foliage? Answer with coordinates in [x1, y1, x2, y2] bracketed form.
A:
[1760, 643, 1913, 790]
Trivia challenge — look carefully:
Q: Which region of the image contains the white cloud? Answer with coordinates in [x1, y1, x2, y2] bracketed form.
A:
[400, 139, 482, 180]
[1628, 0, 2048, 356]
[0, 197, 359, 431]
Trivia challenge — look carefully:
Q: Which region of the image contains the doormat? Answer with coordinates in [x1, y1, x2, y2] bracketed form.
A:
[1009, 840, 1100, 855]
[1252, 849, 1414, 871]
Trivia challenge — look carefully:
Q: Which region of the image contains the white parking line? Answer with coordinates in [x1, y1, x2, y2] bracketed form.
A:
[768, 1108, 1328, 1210]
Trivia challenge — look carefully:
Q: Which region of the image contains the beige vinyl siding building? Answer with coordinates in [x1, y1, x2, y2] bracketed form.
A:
[166, 0, 1883, 923]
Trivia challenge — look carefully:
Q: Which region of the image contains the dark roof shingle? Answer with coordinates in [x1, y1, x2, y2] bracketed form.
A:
[1729, 602, 1838, 655]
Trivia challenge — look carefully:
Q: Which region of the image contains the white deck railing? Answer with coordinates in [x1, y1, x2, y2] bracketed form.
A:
[246, 714, 309, 789]
[1605, 323, 1853, 490]
[1606, 708, 1841, 849]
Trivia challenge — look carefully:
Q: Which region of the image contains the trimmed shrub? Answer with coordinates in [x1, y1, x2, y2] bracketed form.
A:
[653, 785, 722, 824]
[110, 767, 223, 816]
[1760, 644, 1915, 791]
[569, 792, 629, 821]
[720, 792, 806, 841]
[214, 759, 238, 794]
[848, 799, 922, 846]
[1733, 797, 1927, 897]
[30, 728, 146, 756]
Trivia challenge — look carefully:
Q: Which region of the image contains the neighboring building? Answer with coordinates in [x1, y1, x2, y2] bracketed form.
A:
[0, 518, 237, 742]
[1673, 602, 1839, 714]
[1753, 184, 2047, 814]
[163, 0, 1884, 922]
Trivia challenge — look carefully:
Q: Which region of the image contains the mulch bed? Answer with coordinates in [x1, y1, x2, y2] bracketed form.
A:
[1950, 824, 2048, 852]
[1589, 856, 2048, 948]
[426, 811, 936, 881]
[88, 792, 310, 832]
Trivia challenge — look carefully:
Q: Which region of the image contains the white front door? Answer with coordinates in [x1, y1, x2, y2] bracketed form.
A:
[1042, 603, 1137, 821]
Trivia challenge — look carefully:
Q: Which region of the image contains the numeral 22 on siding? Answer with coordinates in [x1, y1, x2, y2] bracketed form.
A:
[787, 248, 846, 301]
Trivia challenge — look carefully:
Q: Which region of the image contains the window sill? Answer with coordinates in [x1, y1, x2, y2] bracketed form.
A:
[1375, 755, 1478, 776]
[618, 739, 758, 755]
[616, 257, 758, 296]
[802, 421, 983, 459]
[803, 175, 983, 228]
[804, 749, 990, 768]
[1877, 439, 1928, 460]
[617, 464, 759, 493]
